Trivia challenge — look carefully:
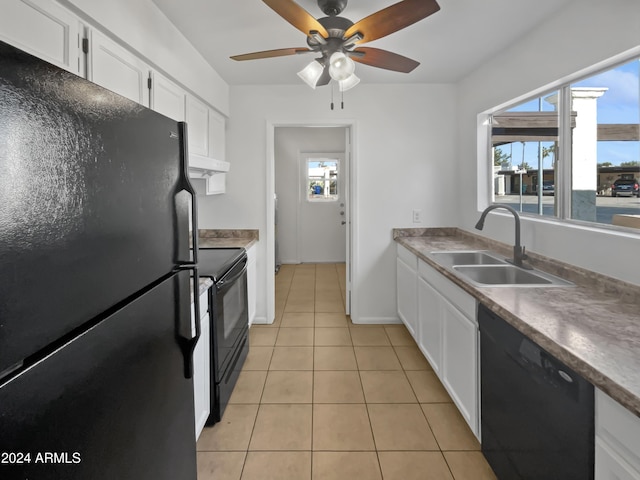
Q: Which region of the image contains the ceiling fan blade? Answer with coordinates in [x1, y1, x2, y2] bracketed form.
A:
[350, 47, 419, 73]
[230, 47, 313, 61]
[344, 0, 440, 45]
[262, 0, 329, 38]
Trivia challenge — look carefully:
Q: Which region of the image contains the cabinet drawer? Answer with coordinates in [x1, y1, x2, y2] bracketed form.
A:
[418, 259, 476, 321]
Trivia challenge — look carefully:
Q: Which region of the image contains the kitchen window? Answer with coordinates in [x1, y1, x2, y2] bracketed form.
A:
[488, 55, 640, 230]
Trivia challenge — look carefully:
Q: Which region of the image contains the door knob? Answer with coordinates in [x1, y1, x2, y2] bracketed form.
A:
[341, 221, 346, 225]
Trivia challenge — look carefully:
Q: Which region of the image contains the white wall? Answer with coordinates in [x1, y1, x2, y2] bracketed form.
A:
[60, 0, 229, 115]
[275, 126, 345, 264]
[198, 83, 458, 323]
[456, 0, 640, 285]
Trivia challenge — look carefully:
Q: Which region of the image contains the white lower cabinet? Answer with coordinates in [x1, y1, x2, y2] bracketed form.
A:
[596, 389, 640, 479]
[416, 257, 479, 438]
[396, 244, 418, 339]
[596, 438, 640, 480]
[192, 289, 210, 440]
[396, 244, 479, 438]
[441, 295, 478, 431]
[247, 244, 257, 326]
[417, 277, 442, 374]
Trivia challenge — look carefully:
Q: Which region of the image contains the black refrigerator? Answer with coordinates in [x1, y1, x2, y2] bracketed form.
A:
[0, 41, 200, 479]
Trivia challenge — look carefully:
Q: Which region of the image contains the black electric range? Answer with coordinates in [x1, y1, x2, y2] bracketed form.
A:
[195, 247, 249, 425]
[196, 247, 246, 281]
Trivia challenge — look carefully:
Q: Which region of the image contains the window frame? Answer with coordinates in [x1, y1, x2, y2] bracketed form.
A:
[302, 155, 341, 203]
[483, 47, 640, 234]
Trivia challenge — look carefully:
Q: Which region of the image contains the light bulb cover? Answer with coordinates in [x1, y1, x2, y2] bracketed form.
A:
[297, 60, 324, 89]
[329, 52, 355, 81]
[339, 73, 360, 92]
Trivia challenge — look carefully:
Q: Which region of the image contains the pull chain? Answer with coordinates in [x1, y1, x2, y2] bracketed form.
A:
[330, 83, 334, 110]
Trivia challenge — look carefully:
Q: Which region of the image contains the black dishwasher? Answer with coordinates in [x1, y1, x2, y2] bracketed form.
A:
[478, 304, 594, 480]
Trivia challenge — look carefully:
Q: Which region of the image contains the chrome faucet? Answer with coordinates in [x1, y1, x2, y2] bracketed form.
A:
[475, 204, 531, 269]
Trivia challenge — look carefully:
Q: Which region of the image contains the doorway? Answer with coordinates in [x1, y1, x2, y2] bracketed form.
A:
[267, 123, 355, 320]
[298, 152, 346, 263]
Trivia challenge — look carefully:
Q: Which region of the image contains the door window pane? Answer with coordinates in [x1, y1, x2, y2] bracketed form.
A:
[306, 159, 339, 201]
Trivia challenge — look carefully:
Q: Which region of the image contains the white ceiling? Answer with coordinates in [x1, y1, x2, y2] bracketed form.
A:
[152, 0, 572, 86]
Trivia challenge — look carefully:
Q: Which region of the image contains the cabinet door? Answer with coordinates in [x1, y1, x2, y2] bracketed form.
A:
[418, 277, 442, 374]
[150, 71, 185, 121]
[209, 108, 226, 161]
[441, 297, 479, 437]
[185, 94, 209, 156]
[0, 0, 82, 74]
[193, 291, 210, 439]
[87, 29, 150, 107]
[397, 257, 418, 339]
[596, 437, 640, 480]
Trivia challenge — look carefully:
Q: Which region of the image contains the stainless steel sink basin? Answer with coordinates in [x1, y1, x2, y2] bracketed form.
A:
[430, 250, 507, 266]
[452, 264, 574, 287]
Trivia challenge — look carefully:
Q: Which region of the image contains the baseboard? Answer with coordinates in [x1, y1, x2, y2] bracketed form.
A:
[350, 316, 402, 325]
[250, 316, 271, 326]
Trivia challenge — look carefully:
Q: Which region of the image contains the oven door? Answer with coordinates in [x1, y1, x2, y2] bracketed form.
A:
[212, 255, 249, 381]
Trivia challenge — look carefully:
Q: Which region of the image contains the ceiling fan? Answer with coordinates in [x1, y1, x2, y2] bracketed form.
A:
[231, 0, 440, 90]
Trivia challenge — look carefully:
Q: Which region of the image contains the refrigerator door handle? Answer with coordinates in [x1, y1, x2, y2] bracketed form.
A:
[178, 121, 199, 266]
[177, 121, 200, 379]
[175, 266, 201, 379]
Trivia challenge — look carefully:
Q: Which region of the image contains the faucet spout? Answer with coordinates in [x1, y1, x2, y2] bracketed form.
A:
[475, 204, 530, 269]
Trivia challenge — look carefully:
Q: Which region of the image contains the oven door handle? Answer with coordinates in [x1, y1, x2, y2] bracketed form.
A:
[216, 259, 247, 291]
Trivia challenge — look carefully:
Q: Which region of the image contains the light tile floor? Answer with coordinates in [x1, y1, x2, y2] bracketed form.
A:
[197, 263, 497, 480]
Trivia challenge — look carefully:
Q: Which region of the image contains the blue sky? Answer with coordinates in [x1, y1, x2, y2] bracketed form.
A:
[503, 58, 639, 167]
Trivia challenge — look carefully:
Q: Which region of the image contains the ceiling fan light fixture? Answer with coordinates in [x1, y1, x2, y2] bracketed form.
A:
[297, 59, 324, 88]
[339, 73, 360, 92]
[328, 52, 355, 81]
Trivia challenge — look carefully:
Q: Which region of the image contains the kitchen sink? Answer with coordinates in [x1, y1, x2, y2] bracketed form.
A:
[430, 250, 507, 266]
[452, 264, 574, 287]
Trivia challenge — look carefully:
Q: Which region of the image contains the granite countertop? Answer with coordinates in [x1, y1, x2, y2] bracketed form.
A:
[198, 229, 258, 249]
[394, 228, 640, 417]
[190, 277, 214, 303]
[189, 229, 259, 303]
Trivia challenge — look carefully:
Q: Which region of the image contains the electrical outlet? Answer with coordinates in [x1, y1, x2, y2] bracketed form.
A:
[413, 209, 422, 223]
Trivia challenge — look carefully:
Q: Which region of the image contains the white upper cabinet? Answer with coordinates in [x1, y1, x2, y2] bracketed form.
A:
[87, 29, 150, 107]
[185, 93, 227, 162]
[150, 71, 186, 121]
[185, 94, 210, 157]
[0, 0, 82, 75]
[208, 108, 226, 162]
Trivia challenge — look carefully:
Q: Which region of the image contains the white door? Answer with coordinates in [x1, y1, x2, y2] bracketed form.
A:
[298, 153, 346, 263]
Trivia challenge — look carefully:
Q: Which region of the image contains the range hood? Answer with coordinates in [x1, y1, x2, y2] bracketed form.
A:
[188, 153, 230, 195]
